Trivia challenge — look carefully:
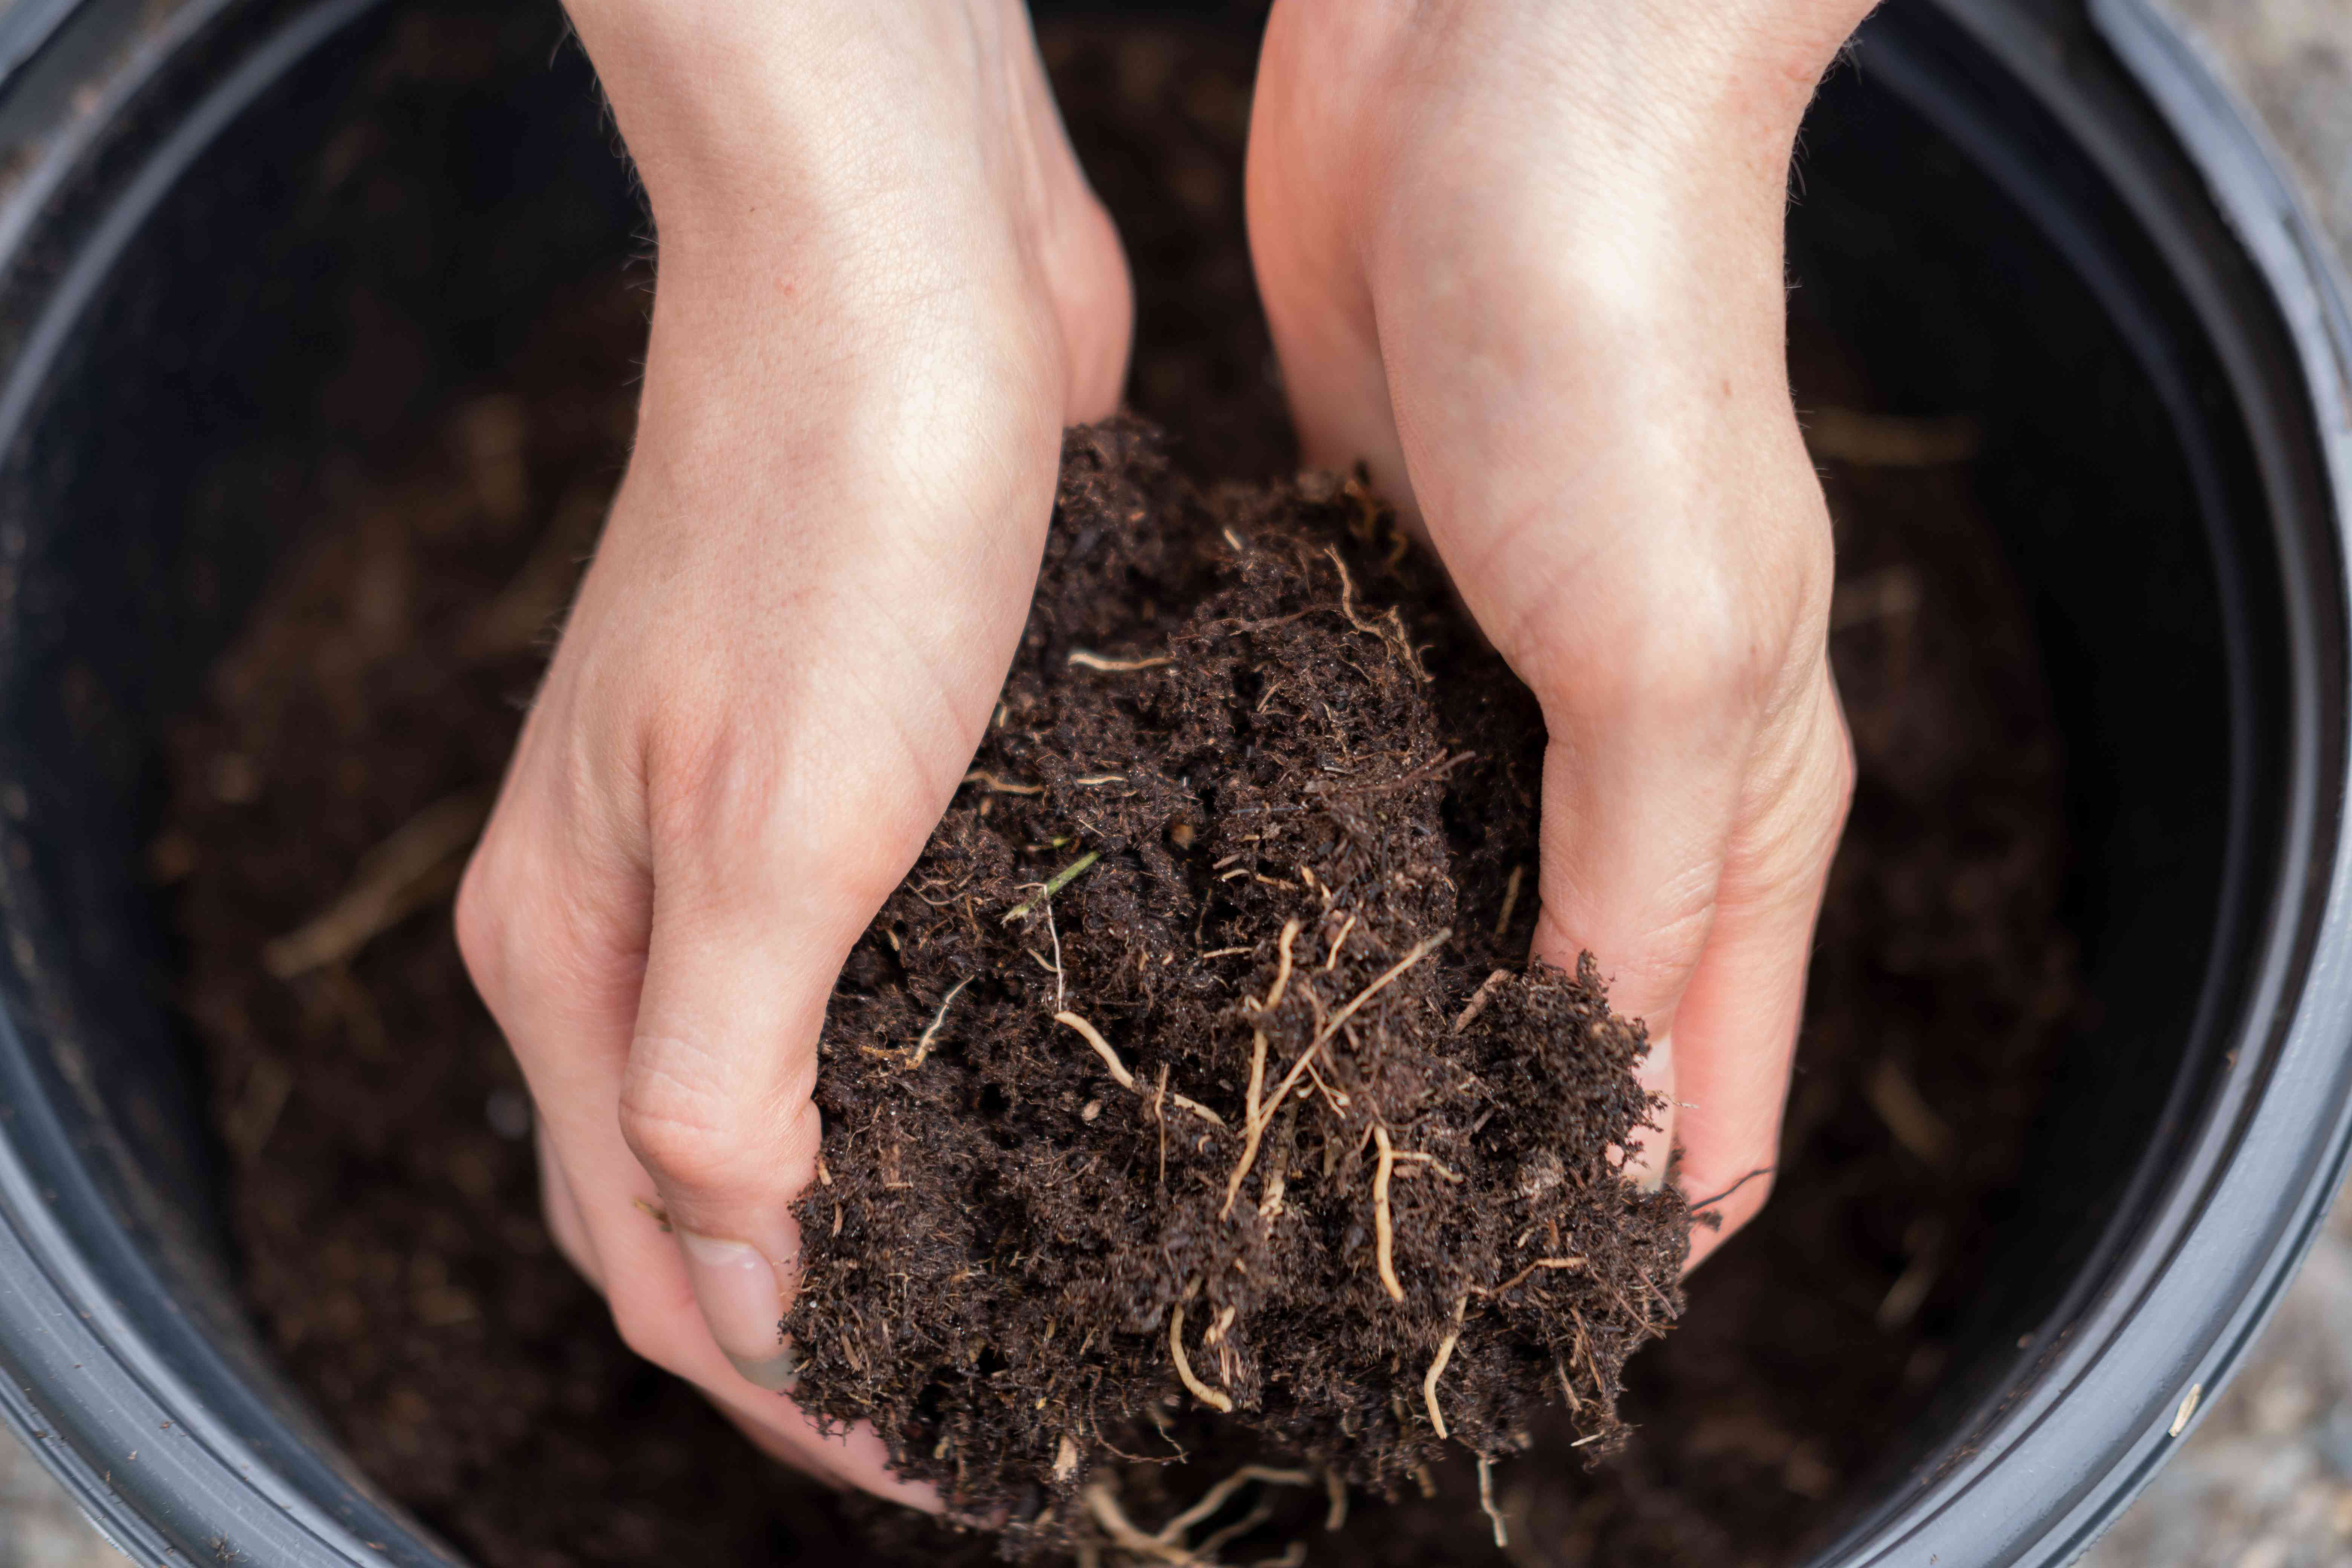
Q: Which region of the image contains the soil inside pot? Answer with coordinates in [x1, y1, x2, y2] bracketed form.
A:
[161, 18, 2084, 1568]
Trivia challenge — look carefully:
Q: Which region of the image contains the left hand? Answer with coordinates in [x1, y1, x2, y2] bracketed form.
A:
[455, 0, 1130, 1501]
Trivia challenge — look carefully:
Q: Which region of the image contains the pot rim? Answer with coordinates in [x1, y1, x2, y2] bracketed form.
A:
[0, 2, 2342, 1566]
[1817, 2, 2352, 1562]
[0, 2, 473, 1562]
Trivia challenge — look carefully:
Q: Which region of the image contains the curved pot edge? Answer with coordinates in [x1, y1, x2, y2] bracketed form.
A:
[1825, 2, 2352, 1564]
[0, 3, 2346, 1567]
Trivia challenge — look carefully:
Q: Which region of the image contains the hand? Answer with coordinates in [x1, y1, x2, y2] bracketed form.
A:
[455, 0, 1129, 1501]
[1247, 0, 1869, 1269]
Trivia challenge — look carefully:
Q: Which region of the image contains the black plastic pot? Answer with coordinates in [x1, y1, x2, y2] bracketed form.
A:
[0, 0, 2344, 1563]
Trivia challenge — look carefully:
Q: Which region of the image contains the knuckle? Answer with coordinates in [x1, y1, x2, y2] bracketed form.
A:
[616, 1092, 741, 1196]
[452, 841, 518, 1004]
[1656, 601, 1784, 717]
[1519, 559, 1801, 730]
[452, 821, 639, 1044]
[606, 1292, 684, 1372]
[1826, 703, 1859, 820]
[617, 1055, 816, 1197]
[639, 703, 730, 853]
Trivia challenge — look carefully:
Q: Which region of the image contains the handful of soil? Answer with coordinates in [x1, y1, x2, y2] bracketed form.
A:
[789, 416, 1690, 1548]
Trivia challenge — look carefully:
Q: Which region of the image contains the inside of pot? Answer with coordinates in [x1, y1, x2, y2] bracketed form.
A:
[0, 0, 2281, 1561]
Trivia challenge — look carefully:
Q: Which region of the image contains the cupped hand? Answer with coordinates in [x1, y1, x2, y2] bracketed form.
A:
[1248, 0, 1871, 1269]
[455, 0, 1129, 1501]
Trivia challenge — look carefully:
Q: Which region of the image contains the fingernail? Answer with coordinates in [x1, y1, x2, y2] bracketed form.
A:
[678, 1231, 798, 1392]
[1623, 1032, 1676, 1194]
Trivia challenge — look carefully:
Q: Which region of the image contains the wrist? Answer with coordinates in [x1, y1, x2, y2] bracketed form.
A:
[1277, 0, 1874, 183]
[558, 0, 1127, 420]
[559, 0, 1034, 242]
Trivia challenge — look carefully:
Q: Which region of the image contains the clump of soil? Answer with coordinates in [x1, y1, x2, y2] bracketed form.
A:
[791, 416, 1686, 1544]
[160, 12, 2086, 1568]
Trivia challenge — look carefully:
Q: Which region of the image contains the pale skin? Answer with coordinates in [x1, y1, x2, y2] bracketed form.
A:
[456, 0, 1872, 1506]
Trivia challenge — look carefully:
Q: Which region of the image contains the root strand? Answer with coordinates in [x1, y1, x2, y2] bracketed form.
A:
[1195, 1499, 1276, 1562]
[1372, 1125, 1404, 1302]
[1068, 650, 1173, 672]
[1243, 1028, 1268, 1128]
[264, 792, 486, 979]
[1170, 1092, 1228, 1129]
[1155, 1465, 1311, 1545]
[1247, 931, 1451, 1187]
[1318, 929, 1449, 1047]
[1219, 1030, 1272, 1220]
[1472, 1257, 1587, 1299]
[1450, 968, 1511, 1035]
[1256, 919, 1301, 1014]
[1570, 1305, 1603, 1393]
[1390, 1150, 1462, 1183]
[1257, 1105, 1296, 1220]
[1081, 1484, 1187, 1564]
[1323, 545, 1429, 681]
[1423, 1297, 1466, 1440]
[1169, 1302, 1234, 1413]
[906, 976, 973, 1069]
[1322, 912, 1357, 971]
[1493, 865, 1524, 939]
[961, 770, 1042, 796]
[1057, 1011, 1135, 1090]
[1478, 1455, 1508, 1548]
[1154, 1064, 1169, 1187]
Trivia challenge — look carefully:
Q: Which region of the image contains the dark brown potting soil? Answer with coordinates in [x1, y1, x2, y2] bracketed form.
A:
[162, 17, 2084, 1568]
[790, 414, 1686, 1551]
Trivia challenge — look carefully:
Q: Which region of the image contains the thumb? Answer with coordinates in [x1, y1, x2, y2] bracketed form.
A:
[618, 761, 913, 1393]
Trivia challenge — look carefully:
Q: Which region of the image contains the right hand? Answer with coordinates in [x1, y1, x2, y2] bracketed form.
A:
[454, 0, 1129, 1502]
[1246, 0, 1867, 1269]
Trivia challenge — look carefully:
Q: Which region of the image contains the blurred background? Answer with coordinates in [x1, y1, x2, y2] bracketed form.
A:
[2, 1, 2347, 1565]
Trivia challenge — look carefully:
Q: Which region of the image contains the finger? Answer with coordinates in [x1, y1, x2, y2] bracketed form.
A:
[616, 704, 944, 1389]
[460, 753, 939, 1506]
[1415, 403, 1831, 1193]
[612, 737, 951, 1510]
[534, 1119, 601, 1288]
[1338, 203, 1826, 1191]
[711, 1392, 914, 1495]
[1671, 665, 1853, 1269]
[1245, 7, 1410, 505]
[505, 888, 938, 1504]
[548, 1019, 937, 1505]
[1527, 675, 1755, 1187]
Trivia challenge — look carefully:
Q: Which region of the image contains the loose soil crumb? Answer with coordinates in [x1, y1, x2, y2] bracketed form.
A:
[161, 13, 2086, 1568]
[790, 416, 1685, 1550]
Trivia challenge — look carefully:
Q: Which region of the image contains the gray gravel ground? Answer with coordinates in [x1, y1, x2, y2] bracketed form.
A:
[4, 1, 2350, 1564]
[0, 1439, 120, 1568]
[2081, 1194, 2352, 1568]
